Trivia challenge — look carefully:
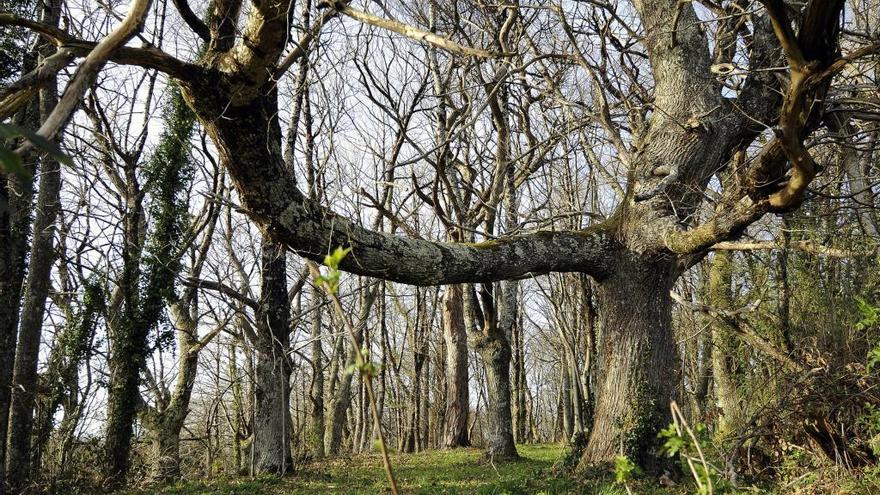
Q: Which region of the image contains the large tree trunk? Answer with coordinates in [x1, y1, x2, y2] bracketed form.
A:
[253, 241, 292, 475]
[477, 336, 518, 459]
[6, 52, 62, 488]
[441, 285, 470, 448]
[104, 321, 147, 480]
[465, 282, 518, 460]
[579, 258, 679, 469]
[146, 416, 184, 482]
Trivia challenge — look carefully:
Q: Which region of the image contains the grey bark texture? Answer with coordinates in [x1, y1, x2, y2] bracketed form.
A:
[6, 78, 62, 489]
[441, 285, 470, 448]
[252, 241, 293, 475]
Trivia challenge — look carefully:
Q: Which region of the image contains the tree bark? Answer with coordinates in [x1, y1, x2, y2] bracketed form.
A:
[5, 42, 62, 488]
[308, 288, 325, 458]
[708, 251, 745, 437]
[477, 334, 518, 459]
[441, 285, 470, 448]
[5, 140, 61, 490]
[0, 48, 39, 495]
[511, 309, 529, 443]
[579, 257, 679, 469]
[252, 240, 292, 475]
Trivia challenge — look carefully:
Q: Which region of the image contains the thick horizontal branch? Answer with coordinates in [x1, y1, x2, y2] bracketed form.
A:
[268, 191, 617, 285]
[198, 94, 617, 286]
[711, 240, 879, 258]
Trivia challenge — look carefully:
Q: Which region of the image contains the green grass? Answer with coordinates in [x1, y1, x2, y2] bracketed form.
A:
[119, 444, 604, 495]
[117, 443, 880, 494]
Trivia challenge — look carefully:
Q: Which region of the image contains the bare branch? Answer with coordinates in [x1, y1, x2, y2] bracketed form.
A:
[711, 240, 879, 258]
[15, 0, 154, 149]
[336, 5, 508, 59]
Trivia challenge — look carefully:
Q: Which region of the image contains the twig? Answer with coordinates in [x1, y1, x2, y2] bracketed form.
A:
[307, 261, 399, 495]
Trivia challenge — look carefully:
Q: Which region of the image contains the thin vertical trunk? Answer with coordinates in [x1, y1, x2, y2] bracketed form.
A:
[579, 258, 679, 469]
[103, 173, 146, 480]
[324, 283, 376, 455]
[6, 42, 62, 487]
[229, 340, 244, 473]
[0, 18, 43, 495]
[401, 296, 425, 453]
[709, 251, 745, 437]
[308, 289, 325, 458]
[371, 285, 388, 449]
[511, 309, 528, 443]
[560, 353, 574, 441]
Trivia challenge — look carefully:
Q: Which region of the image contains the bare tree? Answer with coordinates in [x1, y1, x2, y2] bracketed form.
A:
[3, 0, 875, 470]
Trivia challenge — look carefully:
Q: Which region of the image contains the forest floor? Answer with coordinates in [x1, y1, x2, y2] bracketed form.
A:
[118, 443, 878, 495]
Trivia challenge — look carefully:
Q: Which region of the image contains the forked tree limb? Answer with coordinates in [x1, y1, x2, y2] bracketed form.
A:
[757, 0, 846, 210]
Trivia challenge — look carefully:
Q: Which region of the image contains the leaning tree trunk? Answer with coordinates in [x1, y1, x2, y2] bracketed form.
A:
[441, 284, 470, 448]
[253, 241, 292, 475]
[578, 257, 679, 469]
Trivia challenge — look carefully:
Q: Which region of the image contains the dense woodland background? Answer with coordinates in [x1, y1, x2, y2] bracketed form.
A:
[0, 0, 879, 493]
